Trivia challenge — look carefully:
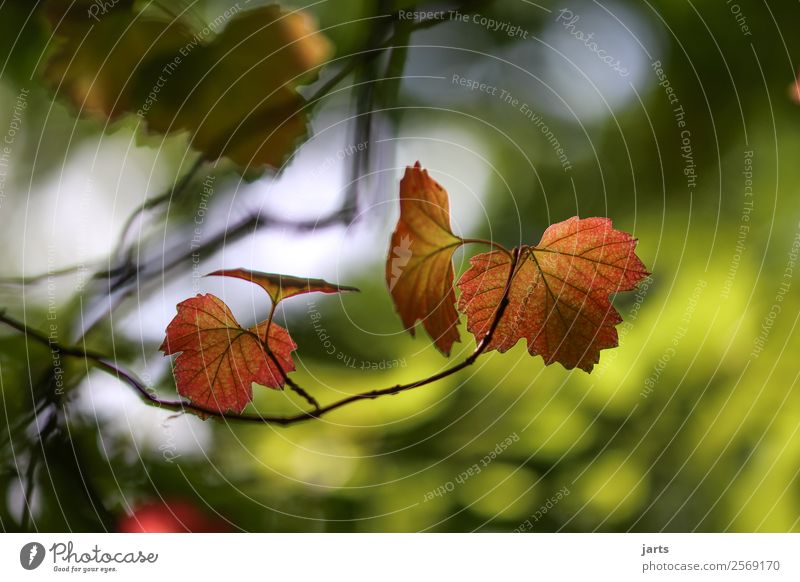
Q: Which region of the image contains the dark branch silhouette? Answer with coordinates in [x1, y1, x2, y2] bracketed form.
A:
[0, 248, 518, 427]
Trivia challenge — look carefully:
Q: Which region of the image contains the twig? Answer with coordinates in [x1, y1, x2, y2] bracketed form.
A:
[0, 158, 206, 288]
[20, 449, 38, 531]
[113, 156, 206, 262]
[259, 315, 321, 411]
[1, 2, 485, 293]
[284, 380, 320, 411]
[0, 249, 518, 427]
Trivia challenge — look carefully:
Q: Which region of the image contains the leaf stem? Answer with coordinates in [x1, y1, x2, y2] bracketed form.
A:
[283, 379, 321, 411]
[460, 237, 512, 256]
[258, 304, 320, 409]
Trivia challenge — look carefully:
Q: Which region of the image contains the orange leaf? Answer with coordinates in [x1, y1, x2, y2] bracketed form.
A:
[40, 2, 332, 171]
[386, 162, 463, 356]
[207, 268, 358, 305]
[458, 217, 649, 372]
[160, 294, 296, 414]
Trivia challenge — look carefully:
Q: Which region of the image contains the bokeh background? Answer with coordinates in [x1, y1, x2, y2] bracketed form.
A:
[2, 0, 800, 532]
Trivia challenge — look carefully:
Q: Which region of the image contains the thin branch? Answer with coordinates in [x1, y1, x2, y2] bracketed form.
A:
[258, 311, 321, 411]
[1, 2, 483, 292]
[113, 156, 206, 261]
[0, 248, 519, 427]
[20, 448, 39, 531]
[0, 158, 206, 288]
[124, 207, 356, 296]
[1, 1, 504, 425]
[66, 206, 354, 344]
[283, 379, 320, 411]
[301, 0, 487, 106]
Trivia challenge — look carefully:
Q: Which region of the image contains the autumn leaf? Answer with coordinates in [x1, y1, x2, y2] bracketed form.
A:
[386, 162, 463, 356]
[139, 5, 331, 169]
[160, 294, 296, 414]
[41, 2, 331, 170]
[41, 0, 191, 120]
[207, 269, 358, 305]
[458, 217, 649, 372]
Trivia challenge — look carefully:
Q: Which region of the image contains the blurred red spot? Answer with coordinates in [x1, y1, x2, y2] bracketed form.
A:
[119, 500, 229, 533]
[790, 72, 800, 104]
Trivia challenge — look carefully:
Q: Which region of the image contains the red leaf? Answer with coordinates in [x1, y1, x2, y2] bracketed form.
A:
[160, 294, 296, 414]
[386, 162, 462, 355]
[458, 217, 649, 372]
[207, 268, 358, 305]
